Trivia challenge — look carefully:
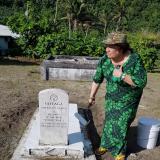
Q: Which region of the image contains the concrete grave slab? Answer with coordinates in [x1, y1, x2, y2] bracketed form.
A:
[11, 104, 97, 160]
[11, 88, 96, 160]
[40, 55, 99, 81]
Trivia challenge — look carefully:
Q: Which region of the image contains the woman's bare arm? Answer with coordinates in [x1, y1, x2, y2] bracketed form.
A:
[88, 82, 100, 107]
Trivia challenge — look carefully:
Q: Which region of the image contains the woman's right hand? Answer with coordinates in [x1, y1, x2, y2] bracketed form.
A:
[88, 97, 95, 108]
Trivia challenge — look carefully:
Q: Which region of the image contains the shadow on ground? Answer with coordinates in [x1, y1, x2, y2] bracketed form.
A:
[81, 108, 115, 160]
[127, 126, 145, 154]
[127, 126, 160, 154]
[79, 111, 160, 160]
[0, 57, 40, 66]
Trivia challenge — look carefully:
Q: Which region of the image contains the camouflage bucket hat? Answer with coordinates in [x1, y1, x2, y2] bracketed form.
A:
[103, 32, 128, 45]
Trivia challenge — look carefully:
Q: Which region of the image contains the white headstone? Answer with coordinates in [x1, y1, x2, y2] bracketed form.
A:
[39, 88, 69, 145]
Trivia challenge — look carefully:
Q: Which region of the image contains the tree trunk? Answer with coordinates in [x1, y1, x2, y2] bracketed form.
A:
[54, 0, 59, 23]
[73, 19, 78, 31]
[84, 25, 89, 42]
[104, 21, 107, 35]
[116, 15, 122, 31]
[68, 13, 71, 39]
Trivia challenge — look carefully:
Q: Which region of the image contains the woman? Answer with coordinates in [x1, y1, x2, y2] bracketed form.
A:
[88, 32, 147, 160]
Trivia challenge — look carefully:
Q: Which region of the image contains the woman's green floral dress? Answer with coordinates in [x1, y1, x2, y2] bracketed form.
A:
[93, 52, 147, 157]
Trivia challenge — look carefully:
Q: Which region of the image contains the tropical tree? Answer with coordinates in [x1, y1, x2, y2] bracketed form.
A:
[112, 0, 128, 31]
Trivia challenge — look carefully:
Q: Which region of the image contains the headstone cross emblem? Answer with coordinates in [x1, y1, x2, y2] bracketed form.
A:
[50, 94, 58, 101]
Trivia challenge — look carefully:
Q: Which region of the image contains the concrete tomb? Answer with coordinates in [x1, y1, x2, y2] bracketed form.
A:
[40, 55, 99, 81]
[11, 88, 96, 160]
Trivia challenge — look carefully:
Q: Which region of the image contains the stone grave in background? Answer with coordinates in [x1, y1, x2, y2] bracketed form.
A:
[11, 88, 96, 160]
[40, 55, 99, 81]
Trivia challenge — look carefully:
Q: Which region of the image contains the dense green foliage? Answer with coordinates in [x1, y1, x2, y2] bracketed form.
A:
[35, 30, 105, 58]
[0, 0, 160, 71]
[128, 33, 160, 71]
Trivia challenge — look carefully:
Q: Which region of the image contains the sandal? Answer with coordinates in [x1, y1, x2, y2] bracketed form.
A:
[115, 153, 125, 160]
[95, 147, 108, 156]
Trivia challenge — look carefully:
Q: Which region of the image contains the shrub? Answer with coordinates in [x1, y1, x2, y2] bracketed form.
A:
[35, 30, 105, 58]
[128, 32, 160, 71]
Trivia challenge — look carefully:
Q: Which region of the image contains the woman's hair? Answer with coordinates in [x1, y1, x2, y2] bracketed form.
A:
[116, 43, 132, 54]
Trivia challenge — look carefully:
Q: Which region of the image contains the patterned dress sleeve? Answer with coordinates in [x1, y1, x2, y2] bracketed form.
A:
[93, 57, 104, 84]
[131, 54, 147, 89]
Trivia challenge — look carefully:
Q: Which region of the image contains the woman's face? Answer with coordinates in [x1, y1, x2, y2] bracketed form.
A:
[106, 45, 122, 59]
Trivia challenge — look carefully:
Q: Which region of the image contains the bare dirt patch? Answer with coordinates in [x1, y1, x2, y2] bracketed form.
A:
[0, 57, 160, 160]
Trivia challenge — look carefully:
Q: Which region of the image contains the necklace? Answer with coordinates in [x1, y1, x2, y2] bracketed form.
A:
[112, 54, 130, 68]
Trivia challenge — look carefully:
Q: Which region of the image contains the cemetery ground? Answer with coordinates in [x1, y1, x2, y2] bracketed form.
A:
[0, 57, 160, 160]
